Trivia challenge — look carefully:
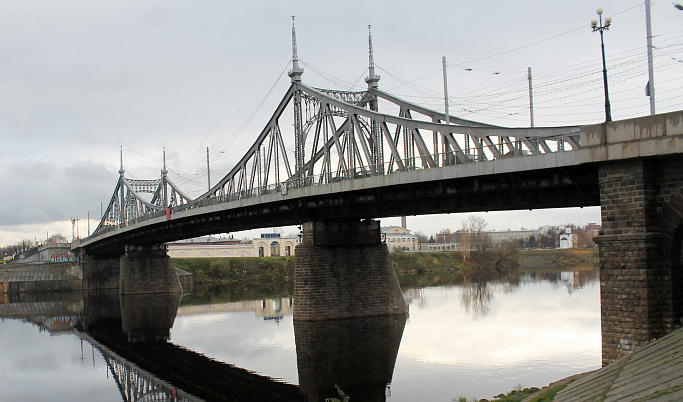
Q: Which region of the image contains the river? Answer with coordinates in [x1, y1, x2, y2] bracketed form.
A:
[0, 269, 600, 401]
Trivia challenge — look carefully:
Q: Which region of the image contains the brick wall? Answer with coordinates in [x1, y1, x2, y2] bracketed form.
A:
[597, 157, 683, 365]
[294, 220, 407, 320]
[119, 245, 182, 295]
[79, 251, 120, 290]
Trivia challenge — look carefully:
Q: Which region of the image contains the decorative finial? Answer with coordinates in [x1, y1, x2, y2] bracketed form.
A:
[119, 146, 125, 175]
[288, 16, 304, 82]
[161, 147, 167, 176]
[368, 25, 375, 69]
[292, 16, 298, 61]
[365, 24, 380, 89]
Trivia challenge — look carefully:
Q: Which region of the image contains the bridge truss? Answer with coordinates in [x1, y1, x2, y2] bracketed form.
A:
[95, 152, 193, 235]
[197, 82, 580, 203]
[89, 25, 581, 239]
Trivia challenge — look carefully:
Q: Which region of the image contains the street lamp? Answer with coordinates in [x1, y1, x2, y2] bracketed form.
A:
[591, 8, 612, 122]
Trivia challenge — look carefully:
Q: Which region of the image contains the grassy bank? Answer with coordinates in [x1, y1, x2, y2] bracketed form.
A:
[172, 257, 293, 304]
[519, 248, 598, 270]
[389, 251, 465, 288]
[172, 248, 598, 302]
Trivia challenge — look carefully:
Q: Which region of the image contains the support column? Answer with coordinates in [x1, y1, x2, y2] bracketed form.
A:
[77, 249, 120, 290]
[596, 158, 683, 365]
[119, 245, 181, 295]
[294, 220, 407, 320]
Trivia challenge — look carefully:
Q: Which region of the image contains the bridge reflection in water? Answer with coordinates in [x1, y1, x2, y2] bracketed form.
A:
[295, 315, 407, 402]
[1, 289, 406, 401]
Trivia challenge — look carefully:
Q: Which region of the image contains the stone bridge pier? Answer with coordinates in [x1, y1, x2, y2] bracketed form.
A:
[596, 156, 683, 365]
[77, 245, 181, 295]
[293, 220, 408, 320]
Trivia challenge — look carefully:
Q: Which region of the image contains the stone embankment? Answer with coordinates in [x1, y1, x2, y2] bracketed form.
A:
[522, 327, 683, 401]
[0, 262, 193, 295]
[0, 262, 81, 296]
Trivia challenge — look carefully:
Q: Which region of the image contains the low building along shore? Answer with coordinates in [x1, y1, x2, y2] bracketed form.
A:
[167, 233, 298, 258]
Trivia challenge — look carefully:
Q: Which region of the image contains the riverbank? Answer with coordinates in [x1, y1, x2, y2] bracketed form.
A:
[172, 248, 599, 303]
[172, 256, 294, 304]
[0, 248, 598, 300]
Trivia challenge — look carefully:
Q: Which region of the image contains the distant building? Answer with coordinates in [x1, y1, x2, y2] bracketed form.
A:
[420, 242, 461, 252]
[382, 226, 418, 252]
[559, 227, 574, 249]
[167, 233, 297, 258]
[11, 242, 74, 264]
[488, 229, 541, 245]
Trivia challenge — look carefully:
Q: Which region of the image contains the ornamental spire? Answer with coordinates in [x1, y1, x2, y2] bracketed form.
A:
[119, 146, 125, 176]
[288, 16, 304, 82]
[365, 25, 380, 89]
[161, 147, 167, 177]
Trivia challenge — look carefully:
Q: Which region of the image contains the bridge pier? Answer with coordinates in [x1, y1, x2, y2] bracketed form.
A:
[597, 157, 683, 365]
[119, 245, 182, 295]
[293, 220, 407, 320]
[77, 251, 121, 291]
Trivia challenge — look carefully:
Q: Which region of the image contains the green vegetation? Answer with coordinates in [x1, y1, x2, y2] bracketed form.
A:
[453, 385, 543, 402]
[390, 251, 465, 288]
[324, 385, 350, 402]
[490, 385, 540, 402]
[527, 383, 569, 401]
[173, 257, 293, 305]
[174, 248, 598, 304]
[520, 248, 598, 270]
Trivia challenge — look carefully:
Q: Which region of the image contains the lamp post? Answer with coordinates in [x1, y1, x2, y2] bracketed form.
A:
[591, 8, 612, 122]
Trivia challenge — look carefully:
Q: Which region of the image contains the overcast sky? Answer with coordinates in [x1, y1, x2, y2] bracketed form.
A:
[1, 0, 681, 245]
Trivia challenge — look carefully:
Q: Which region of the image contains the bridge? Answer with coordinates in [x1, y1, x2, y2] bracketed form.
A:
[73, 24, 683, 365]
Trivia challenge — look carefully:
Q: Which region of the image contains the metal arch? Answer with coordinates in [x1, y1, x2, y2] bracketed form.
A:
[92, 165, 193, 236]
[87, 78, 583, 241]
[191, 80, 581, 203]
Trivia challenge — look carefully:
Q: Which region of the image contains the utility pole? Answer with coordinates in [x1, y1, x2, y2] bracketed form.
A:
[645, 0, 656, 115]
[442, 56, 450, 168]
[528, 67, 535, 127]
[206, 147, 211, 191]
[442, 56, 450, 127]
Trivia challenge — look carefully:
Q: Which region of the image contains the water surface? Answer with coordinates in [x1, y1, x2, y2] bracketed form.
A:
[0, 269, 600, 401]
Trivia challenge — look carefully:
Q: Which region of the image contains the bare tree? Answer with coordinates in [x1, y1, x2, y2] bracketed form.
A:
[467, 216, 491, 264]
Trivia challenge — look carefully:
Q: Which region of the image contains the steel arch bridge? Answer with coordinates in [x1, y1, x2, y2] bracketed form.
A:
[85, 24, 583, 249]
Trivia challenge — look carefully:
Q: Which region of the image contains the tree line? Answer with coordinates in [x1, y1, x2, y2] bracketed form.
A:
[1, 234, 68, 261]
[417, 219, 596, 250]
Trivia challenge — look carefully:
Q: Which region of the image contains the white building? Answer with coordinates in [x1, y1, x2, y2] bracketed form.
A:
[559, 227, 575, 249]
[382, 226, 418, 252]
[167, 233, 297, 258]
